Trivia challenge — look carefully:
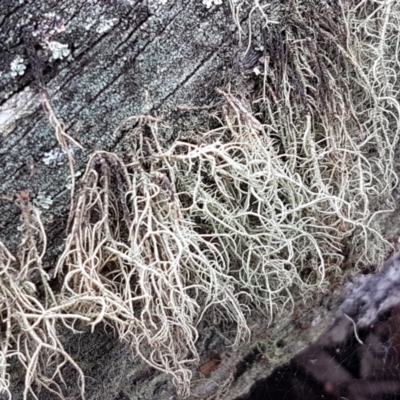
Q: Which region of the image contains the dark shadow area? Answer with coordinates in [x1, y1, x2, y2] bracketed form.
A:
[237, 255, 400, 400]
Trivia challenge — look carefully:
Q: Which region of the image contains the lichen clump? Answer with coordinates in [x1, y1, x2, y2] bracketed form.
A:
[1, 1, 400, 399]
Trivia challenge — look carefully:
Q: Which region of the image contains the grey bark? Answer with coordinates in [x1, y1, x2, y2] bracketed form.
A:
[0, 1, 345, 399]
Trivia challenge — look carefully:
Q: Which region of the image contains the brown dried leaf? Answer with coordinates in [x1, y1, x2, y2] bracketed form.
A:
[199, 358, 222, 376]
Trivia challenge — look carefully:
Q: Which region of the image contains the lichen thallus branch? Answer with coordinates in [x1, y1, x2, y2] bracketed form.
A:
[1, 1, 399, 399]
[22, 27, 84, 222]
[0, 193, 86, 400]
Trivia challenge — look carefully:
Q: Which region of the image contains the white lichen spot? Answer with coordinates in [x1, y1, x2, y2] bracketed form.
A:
[46, 41, 70, 61]
[43, 147, 74, 166]
[97, 16, 119, 33]
[85, 16, 118, 34]
[84, 17, 96, 31]
[203, 0, 223, 8]
[10, 56, 26, 77]
[154, 0, 225, 6]
[34, 193, 53, 210]
[43, 148, 63, 165]
[44, 11, 56, 19]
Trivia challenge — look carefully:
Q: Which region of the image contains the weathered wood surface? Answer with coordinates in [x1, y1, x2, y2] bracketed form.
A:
[0, 1, 343, 399]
